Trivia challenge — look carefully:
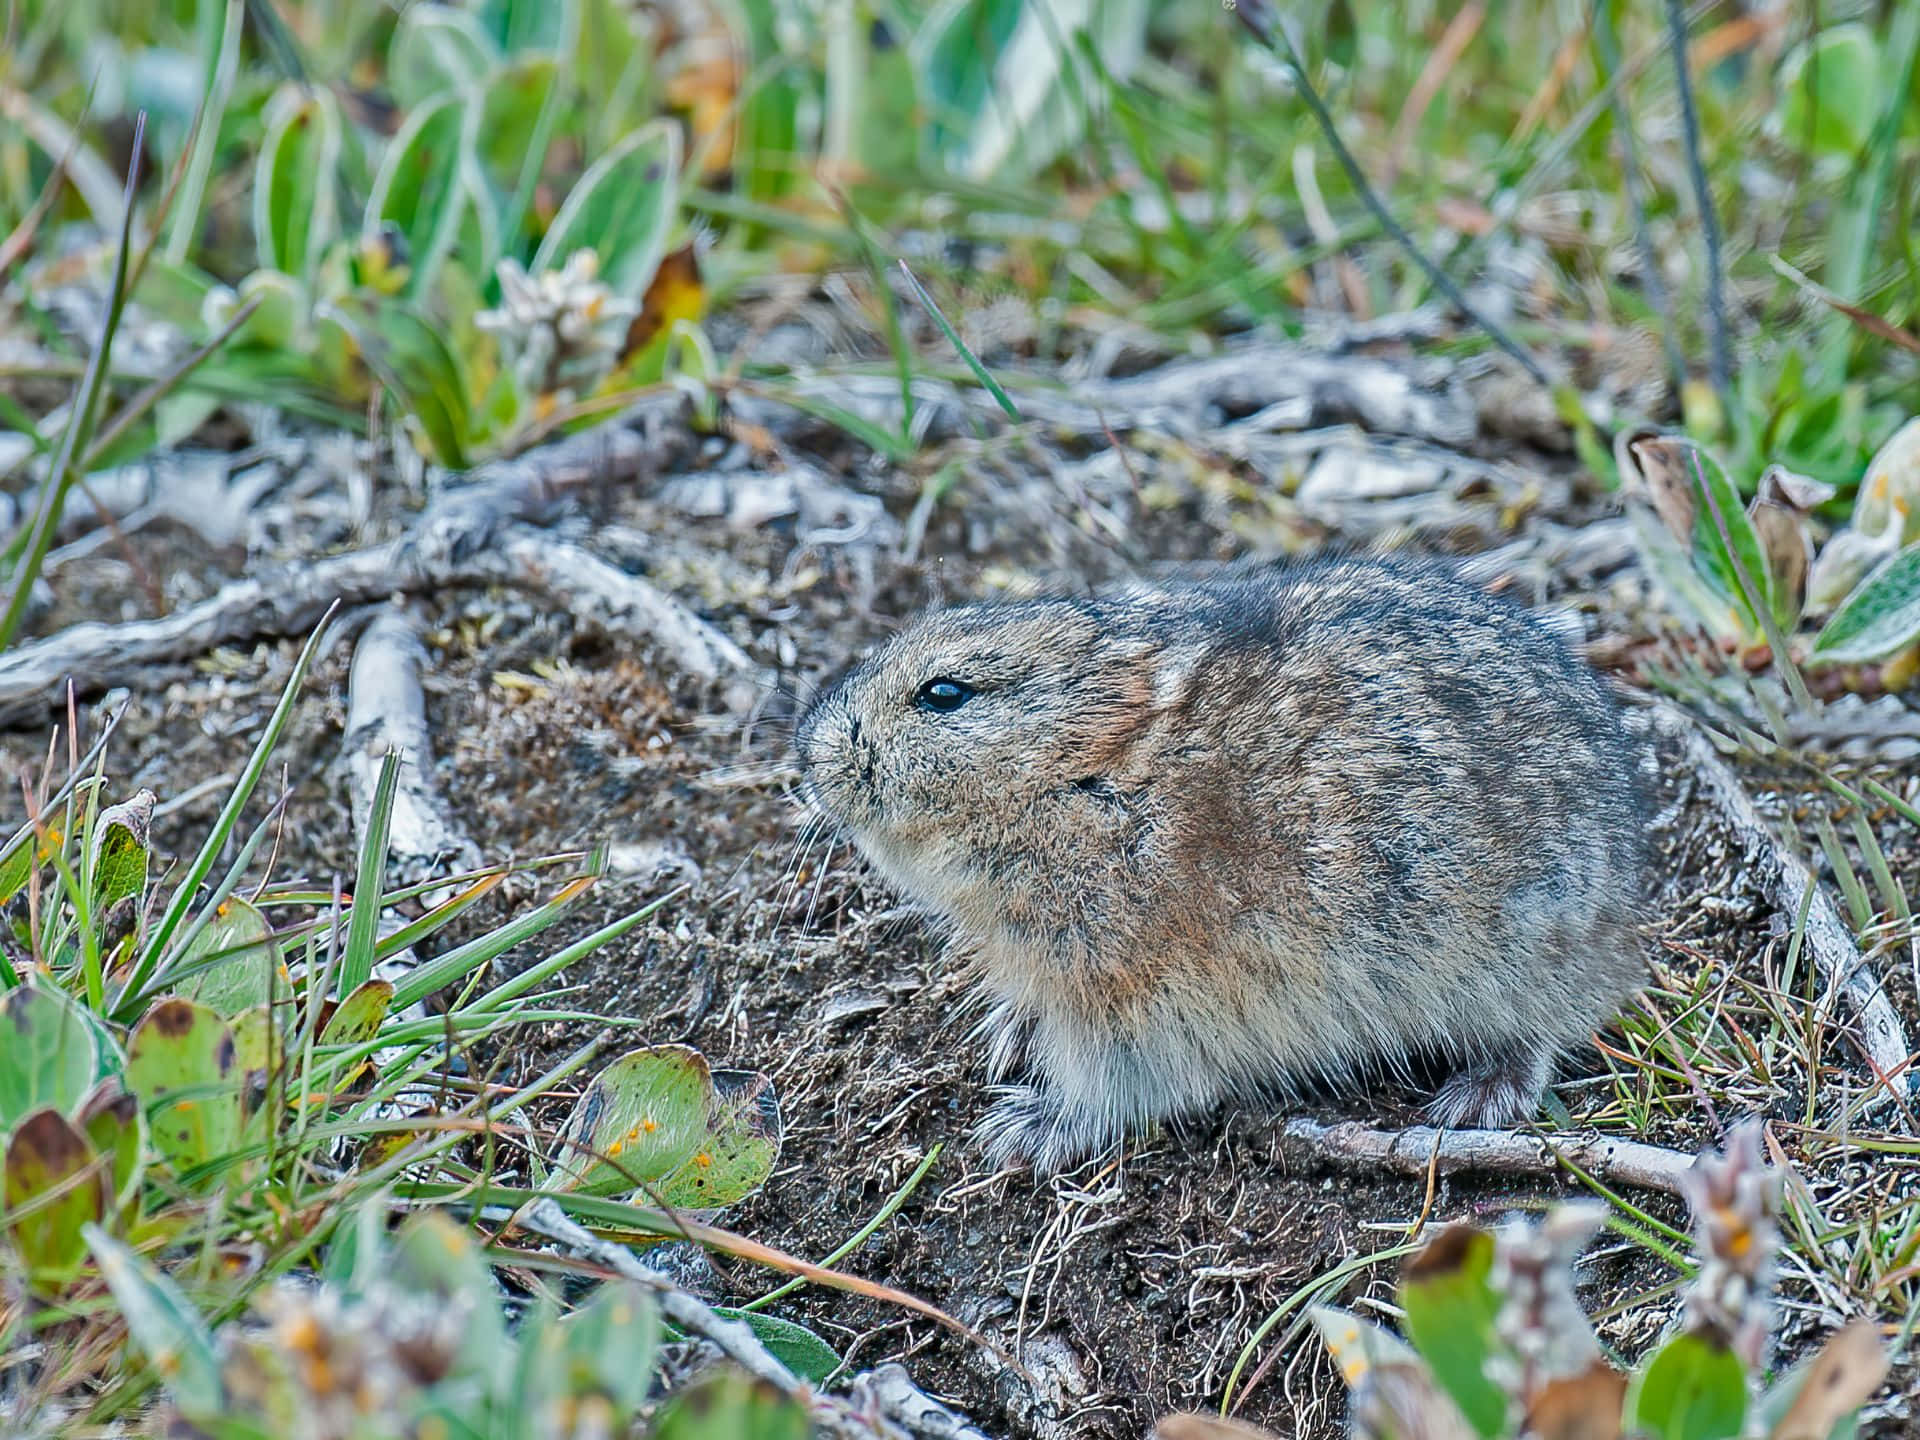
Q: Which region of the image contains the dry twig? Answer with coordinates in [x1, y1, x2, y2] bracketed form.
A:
[1283, 1118, 1700, 1197]
[517, 1198, 987, 1440]
[1647, 704, 1913, 1101]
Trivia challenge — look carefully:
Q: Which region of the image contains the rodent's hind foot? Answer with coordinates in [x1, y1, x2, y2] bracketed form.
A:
[1426, 1050, 1553, 1129]
[976, 1084, 1118, 1178]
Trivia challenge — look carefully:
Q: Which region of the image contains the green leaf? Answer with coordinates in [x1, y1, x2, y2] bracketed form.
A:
[4, 1109, 104, 1293]
[174, 896, 287, 1017]
[654, 1066, 781, 1210]
[390, 4, 500, 109]
[1627, 1330, 1748, 1440]
[321, 294, 472, 466]
[651, 1369, 811, 1440]
[340, 749, 399, 999]
[1687, 447, 1775, 637]
[253, 83, 343, 284]
[320, 979, 395, 1048]
[712, 1309, 839, 1384]
[86, 1222, 224, 1418]
[317, 978, 394, 1088]
[77, 1078, 146, 1218]
[89, 789, 154, 913]
[226, 1005, 275, 1080]
[0, 983, 102, 1132]
[0, 822, 54, 907]
[913, 0, 1024, 173]
[552, 1044, 712, 1196]
[478, 0, 567, 53]
[365, 90, 472, 300]
[124, 997, 242, 1177]
[1812, 544, 1920, 663]
[474, 53, 560, 206]
[1776, 25, 1881, 158]
[388, 1211, 508, 1379]
[533, 120, 681, 301]
[561, 1282, 661, 1420]
[1398, 1223, 1507, 1438]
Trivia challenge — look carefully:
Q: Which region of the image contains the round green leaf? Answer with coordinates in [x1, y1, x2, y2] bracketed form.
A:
[654, 1066, 781, 1210]
[532, 120, 681, 301]
[1811, 543, 1920, 663]
[552, 1044, 712, 1196]
[1628, 1330, 1749, 1440]
[714, 1309, 840, 1385]
[0, 983, 102, 1133]
[174, 897, 288, 1018]
[4, 1108, 105, 1293]
[125, 997, 242, 1177]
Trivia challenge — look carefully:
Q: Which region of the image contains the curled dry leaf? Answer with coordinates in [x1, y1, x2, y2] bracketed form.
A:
[1525, 1360, 1628, 1440]
[1747, 465, 1835, 624]
[1767, 1319, 1889, 1440]
[1614, 427, 1697, 545]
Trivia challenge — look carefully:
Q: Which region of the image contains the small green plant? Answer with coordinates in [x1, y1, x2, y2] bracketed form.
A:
[0, 638, 813, 1430]
[89, 1202, 811, 1439]
[1162, 1124, 1889, 1440]
[183, 4, 693, 467]
[1620, 419, 1920, 687]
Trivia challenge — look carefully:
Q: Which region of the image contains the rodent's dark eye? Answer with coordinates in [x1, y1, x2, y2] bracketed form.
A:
[915, 677, 975, 713]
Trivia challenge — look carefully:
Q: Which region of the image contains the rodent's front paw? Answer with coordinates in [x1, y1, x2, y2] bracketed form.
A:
[975, 1085, 1116, 1177]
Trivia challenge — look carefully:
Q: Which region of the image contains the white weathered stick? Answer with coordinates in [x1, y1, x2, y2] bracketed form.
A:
[0, 541, 408, 727]
[343, 608, 480, 887]
[480, 529, 765, 714]
[516, 1198, 906, 1440]
[1284, 1118, 1700, 1198]
[0, 396, 734, 727]
[735, 341, 1478, 449]
[1648, 704, 1913, 1100]
[849, 1365, 995, 1440]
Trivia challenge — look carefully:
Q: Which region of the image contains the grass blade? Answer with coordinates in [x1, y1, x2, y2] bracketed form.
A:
[126, 606, 338, 1001]
[389, 870, 601, 1013]
[339, 750, 400, 997]
[0, 113, 146, 654]
[896, 259, 1022, 422]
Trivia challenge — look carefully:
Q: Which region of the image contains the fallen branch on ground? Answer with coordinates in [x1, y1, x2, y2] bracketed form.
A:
[733, 340, 1479, 450]
[471, 530, 764, 714]
[1283, 1117, 1700, 1197]
[1646, 703, 1914, 1104]
[343, 607, 480, 887]
[517, 1197, 987, 1440]
[0, 396, 777, 726]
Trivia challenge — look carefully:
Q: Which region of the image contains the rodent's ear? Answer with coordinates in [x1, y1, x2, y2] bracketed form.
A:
[1084, 636, 1201, 784]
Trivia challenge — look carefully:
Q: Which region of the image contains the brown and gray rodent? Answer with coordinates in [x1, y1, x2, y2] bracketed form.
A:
[794, 554, 1652, 1176]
